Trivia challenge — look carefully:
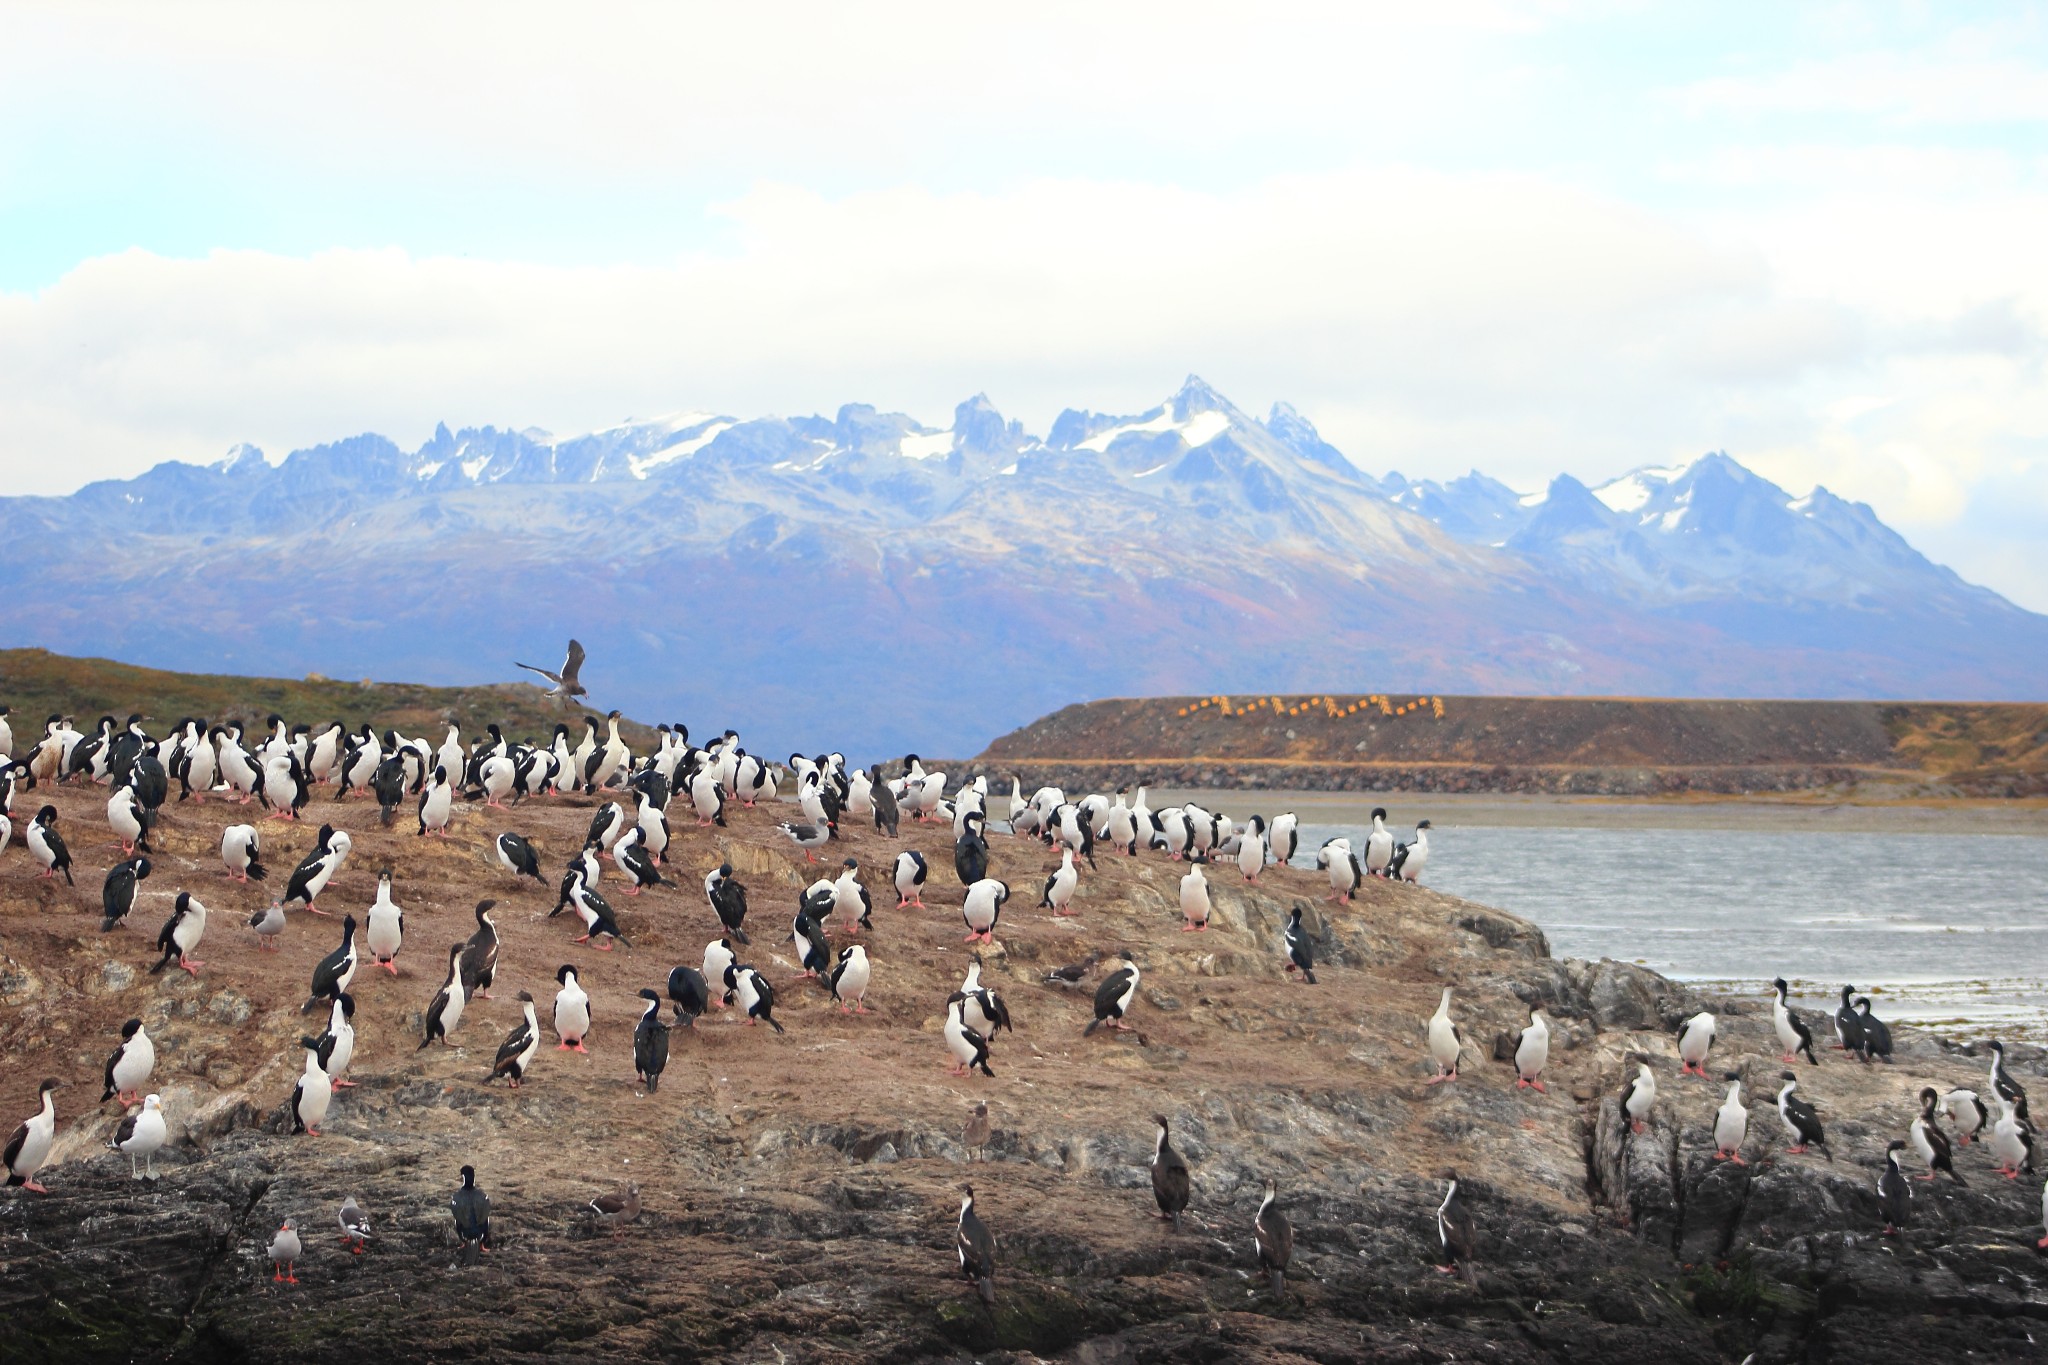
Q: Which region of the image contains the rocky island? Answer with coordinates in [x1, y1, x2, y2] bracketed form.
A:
[0, 747, 2043, 1363]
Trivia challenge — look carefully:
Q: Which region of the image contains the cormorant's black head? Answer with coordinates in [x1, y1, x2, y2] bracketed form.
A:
[1780, 1070, 1798, 1082]
[460, 1164, 476, 1185]
[557, 964, 577, 984]
[120, 1018, 142, 1038]
[1886, 1139, 1906, 1153]
[638, 987, 660, 1002]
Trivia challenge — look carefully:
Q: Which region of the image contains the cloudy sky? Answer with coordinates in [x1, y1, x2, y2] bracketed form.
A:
[4, 3, 2046, 605]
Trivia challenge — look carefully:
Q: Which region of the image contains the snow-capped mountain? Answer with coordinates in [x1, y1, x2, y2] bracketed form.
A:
[2, 376, 2042, 757]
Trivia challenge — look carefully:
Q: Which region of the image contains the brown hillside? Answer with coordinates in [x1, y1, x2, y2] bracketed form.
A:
[973, 693, 2048, 797]
[0, 647, 658, 748]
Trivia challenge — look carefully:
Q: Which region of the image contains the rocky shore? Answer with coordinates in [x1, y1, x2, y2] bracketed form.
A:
[1, 778, 2043, 1363]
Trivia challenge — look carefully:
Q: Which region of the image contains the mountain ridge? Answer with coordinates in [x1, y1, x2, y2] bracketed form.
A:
[2, 375, 2042, 757]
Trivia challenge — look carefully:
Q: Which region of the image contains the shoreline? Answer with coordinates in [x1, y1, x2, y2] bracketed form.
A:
[1137, 786, 2048, 835]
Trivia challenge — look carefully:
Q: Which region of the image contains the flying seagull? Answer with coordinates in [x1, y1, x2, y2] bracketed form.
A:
[516, 640, 588, 701]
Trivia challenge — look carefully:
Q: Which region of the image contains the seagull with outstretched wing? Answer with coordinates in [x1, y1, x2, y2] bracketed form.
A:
[516, 639, 588, 700]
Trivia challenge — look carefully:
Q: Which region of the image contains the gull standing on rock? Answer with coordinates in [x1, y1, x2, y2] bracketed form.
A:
[339, 1196, 371, 1254]
[268, 1219, 301, 1284]
[108, 1093, 167, 1179]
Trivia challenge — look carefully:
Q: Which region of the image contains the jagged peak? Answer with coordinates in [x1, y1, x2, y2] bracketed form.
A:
[211, 443, 267, 475]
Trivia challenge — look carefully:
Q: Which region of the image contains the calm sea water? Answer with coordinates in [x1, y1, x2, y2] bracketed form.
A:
[1293, 822, 2048, 1040]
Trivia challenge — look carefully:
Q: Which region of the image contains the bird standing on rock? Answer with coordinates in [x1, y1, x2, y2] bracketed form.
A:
[99, 856, 150, 931]
[282, 827, 351, 915]
[1771, 978, 1820, 1066]
[103, 1018, 155, 1104]
[1776, 1072, 1832, 1161]
[1282, 906, 1317, 984]
[489, 992, 542, 1089]
[1877, 1141, 1913, 1237]
[1713, 1073, 1749, 1163]
[451, 1165, 492, 1265]
[1911, 1088, 1966, 1185]
[960, 878, 1007, 945]
[149, 892, 207, 976]
[1434, 1174, 1478, 1287]
[339, 1196, 371, 1254]
[944, 995, 994, 1077]
[268, 1219, 301, 1284]
[365, 870, 404, 975]
[1178, 862, 1210, 932]
[108, 1093, 167, 1179]
[955, 1184, 996, 1307]
[634, 990, 671, 1092]
[221, 823, 265, 883]
[419, 944, 469, 1049]
[1425, 988, 1464, 1084]
[1255, 1180, 1292, 1296]
[554, 965, 591, 1051]
[893, 850, 927, 908]
[1085, 953, 1140, 1037]
[589, 1184, 640, 1237]
[461, 901, 501, 997]
[1676, 1011, 1716, 1077]
[1620, 1055, 1657, 1134]
[496, 832, 543, 883]
[830, 944, 872, 1014]
[1991, 1099, 2035, 1179]
[1513, 1009, 1549, 1092]
[1150, 1115, 1190, 1230]
[289, 1036, 333, 1135]
[302, 914, 359, 1013]
[4, 1079, 61, 1193]
[27, 805, 72, 885]
[735, 965, 784, 1033]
